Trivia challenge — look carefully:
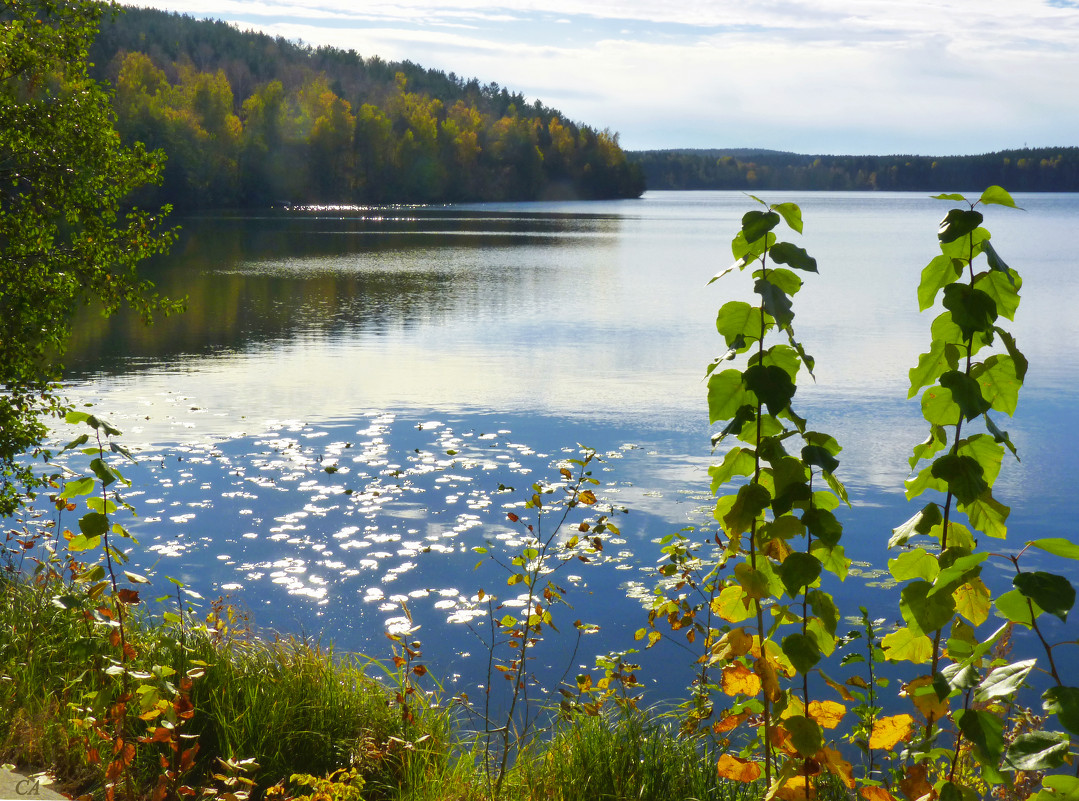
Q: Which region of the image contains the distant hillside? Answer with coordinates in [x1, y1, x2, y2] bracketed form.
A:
[629, 148, 1079, 192]
[88, 6, 644, 207]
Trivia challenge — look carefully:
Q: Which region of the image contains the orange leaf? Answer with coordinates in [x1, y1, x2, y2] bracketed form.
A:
[713, 712, 749, 733]
[716, 754, 761, 783]
[898, 764, 933, 801]
[860, 788, 899, 801]
[412, 664, 427, 676]
[820, 746, 855, 789]
[117, 589, 140, 605]
[721, 662, 761, 696]
[755, 656, 783, 702]
[868, 714, 914, 750]
[579, 490, 597, 505]
[808, 700, 846, 729]
[711, 627, 754, 661]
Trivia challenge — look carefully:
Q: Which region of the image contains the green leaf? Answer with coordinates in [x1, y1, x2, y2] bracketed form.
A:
[976, 268, 1021, 320]
[920, 384, 960, 426]
[882, 627, 933, 662]
[905, 463, 947, 501]
[778, 552, 822, 598]
[956, 708, 1005, 766]
[743, 364, 796, 417]
[889, 548, 939, 582]
[79, 511, 109, 538]
[89, 457, 117, 488]
[784, 715, 823, 757]
[958, 492, 1010, 539]
[983, 414, 1019, 460]
[938, 208, 984, 243]
[976, 659, 1037, 703]
[801, 444, 839, 475]
[995, 588, 1041, 627]
[995, 328, 1029, 382]
[931, 454, 988, 505]
[67, 533, 102, 552]
[971, 356, 1021, 416]
[1013, 571, 1075, 622]
[59, 476, 95, 499]
[1042, 686, 1079, 735]
[712, 405, 757, 446]
[932, 193, 968, 202]
[781, 633, 822, 674]
[979, 185, 1020, 208]
[939, 371, 990, 421]
[900, 579, 956, 635]
[754, 278, 793, 328]
[942, 283, 998, 339]
[956, 434, 1004, 487]
[909, 426, 949, 469]
[708, 370, 750, 424]
[769, 241, 817, 272]
[770, 201, 803, 233]
[742, 209, 781, 242]
[1027, 538, 1079, 561]
[723, 483, 771, 535]
[760, 267, 802, 297]
[1003, 731, 1069, 772]
[1036, 776, 1079, 799]
[802, 508, 842, 547]
[930, 550, 986, 597]
[716, 301, 760, 346]
[709, 447, 756, 491]
[807, 589, 839, 635]
[918, 254, 964, 311]
[889, 503, 942, 548]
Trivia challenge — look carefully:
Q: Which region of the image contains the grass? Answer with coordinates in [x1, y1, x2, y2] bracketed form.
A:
[1, 551, 858, 801]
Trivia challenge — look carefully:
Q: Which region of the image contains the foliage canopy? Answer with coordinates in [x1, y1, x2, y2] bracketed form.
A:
[0, 0, 176, 514]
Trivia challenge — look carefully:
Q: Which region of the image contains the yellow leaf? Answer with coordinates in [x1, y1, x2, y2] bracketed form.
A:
[868, 714, 914, 750]
[774, 776, 815, 801]
[716, 754, 761, 783]
[721, 662, 762, 697]
[578, 490, 597, 505]
[819, 670, 855, 701]
[953, 577, 991, 626]
[711, 627, 754, 661]
[808, 700, 846, 729]
[902, 675, 949, 722]
[712, 584, 754, 623]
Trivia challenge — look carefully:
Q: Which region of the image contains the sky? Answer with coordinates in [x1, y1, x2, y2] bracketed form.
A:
[131, 0, 1079, 155]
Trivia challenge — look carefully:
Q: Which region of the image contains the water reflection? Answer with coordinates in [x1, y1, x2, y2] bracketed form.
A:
[53, 192, 1079, 703]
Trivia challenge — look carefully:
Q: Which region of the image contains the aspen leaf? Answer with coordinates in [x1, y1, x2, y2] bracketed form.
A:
[898, 764, 933, 801]
[774, 776, 814, 801]
[578, 490, 597, 505]
[711, 627, 754, 661]
[882, 627, 933, 663]
[953, 577, 991, 626]
[902, 675, 949, 721]
[868, 714, 914, 750]
[820, 746, 855, 789]
[755, 656, 783, 702]
[859, 787, 898, 801]
[721, 662, 761, 697]
[808, 700, 846, 729]
[716, 754, 761, 783]
[713, 712, 749, 733]
[712, 584, 754, 622]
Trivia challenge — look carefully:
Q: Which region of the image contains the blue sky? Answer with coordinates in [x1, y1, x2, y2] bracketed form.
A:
[134, 0, 1079, 155]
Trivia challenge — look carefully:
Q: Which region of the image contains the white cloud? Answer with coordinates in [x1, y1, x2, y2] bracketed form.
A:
[129, 0, 1079, 153]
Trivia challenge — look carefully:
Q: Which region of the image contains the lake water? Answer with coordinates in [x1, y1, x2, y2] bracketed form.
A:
[56, 190, 1079, 705]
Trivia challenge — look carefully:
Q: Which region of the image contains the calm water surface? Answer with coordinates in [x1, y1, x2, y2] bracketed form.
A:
[57, 190, 1079, 701]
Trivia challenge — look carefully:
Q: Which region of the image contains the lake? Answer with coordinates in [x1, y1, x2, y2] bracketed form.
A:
[56, 190, 1079, 705]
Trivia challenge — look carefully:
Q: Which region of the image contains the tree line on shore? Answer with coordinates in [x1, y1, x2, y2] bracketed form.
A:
[88, 6, 645, 208]
[631, 147, 1079, 192]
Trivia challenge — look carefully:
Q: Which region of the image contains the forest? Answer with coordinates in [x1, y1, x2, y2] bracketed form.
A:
[87, 6, 645, 207]
[632, 147, 1079, 192]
